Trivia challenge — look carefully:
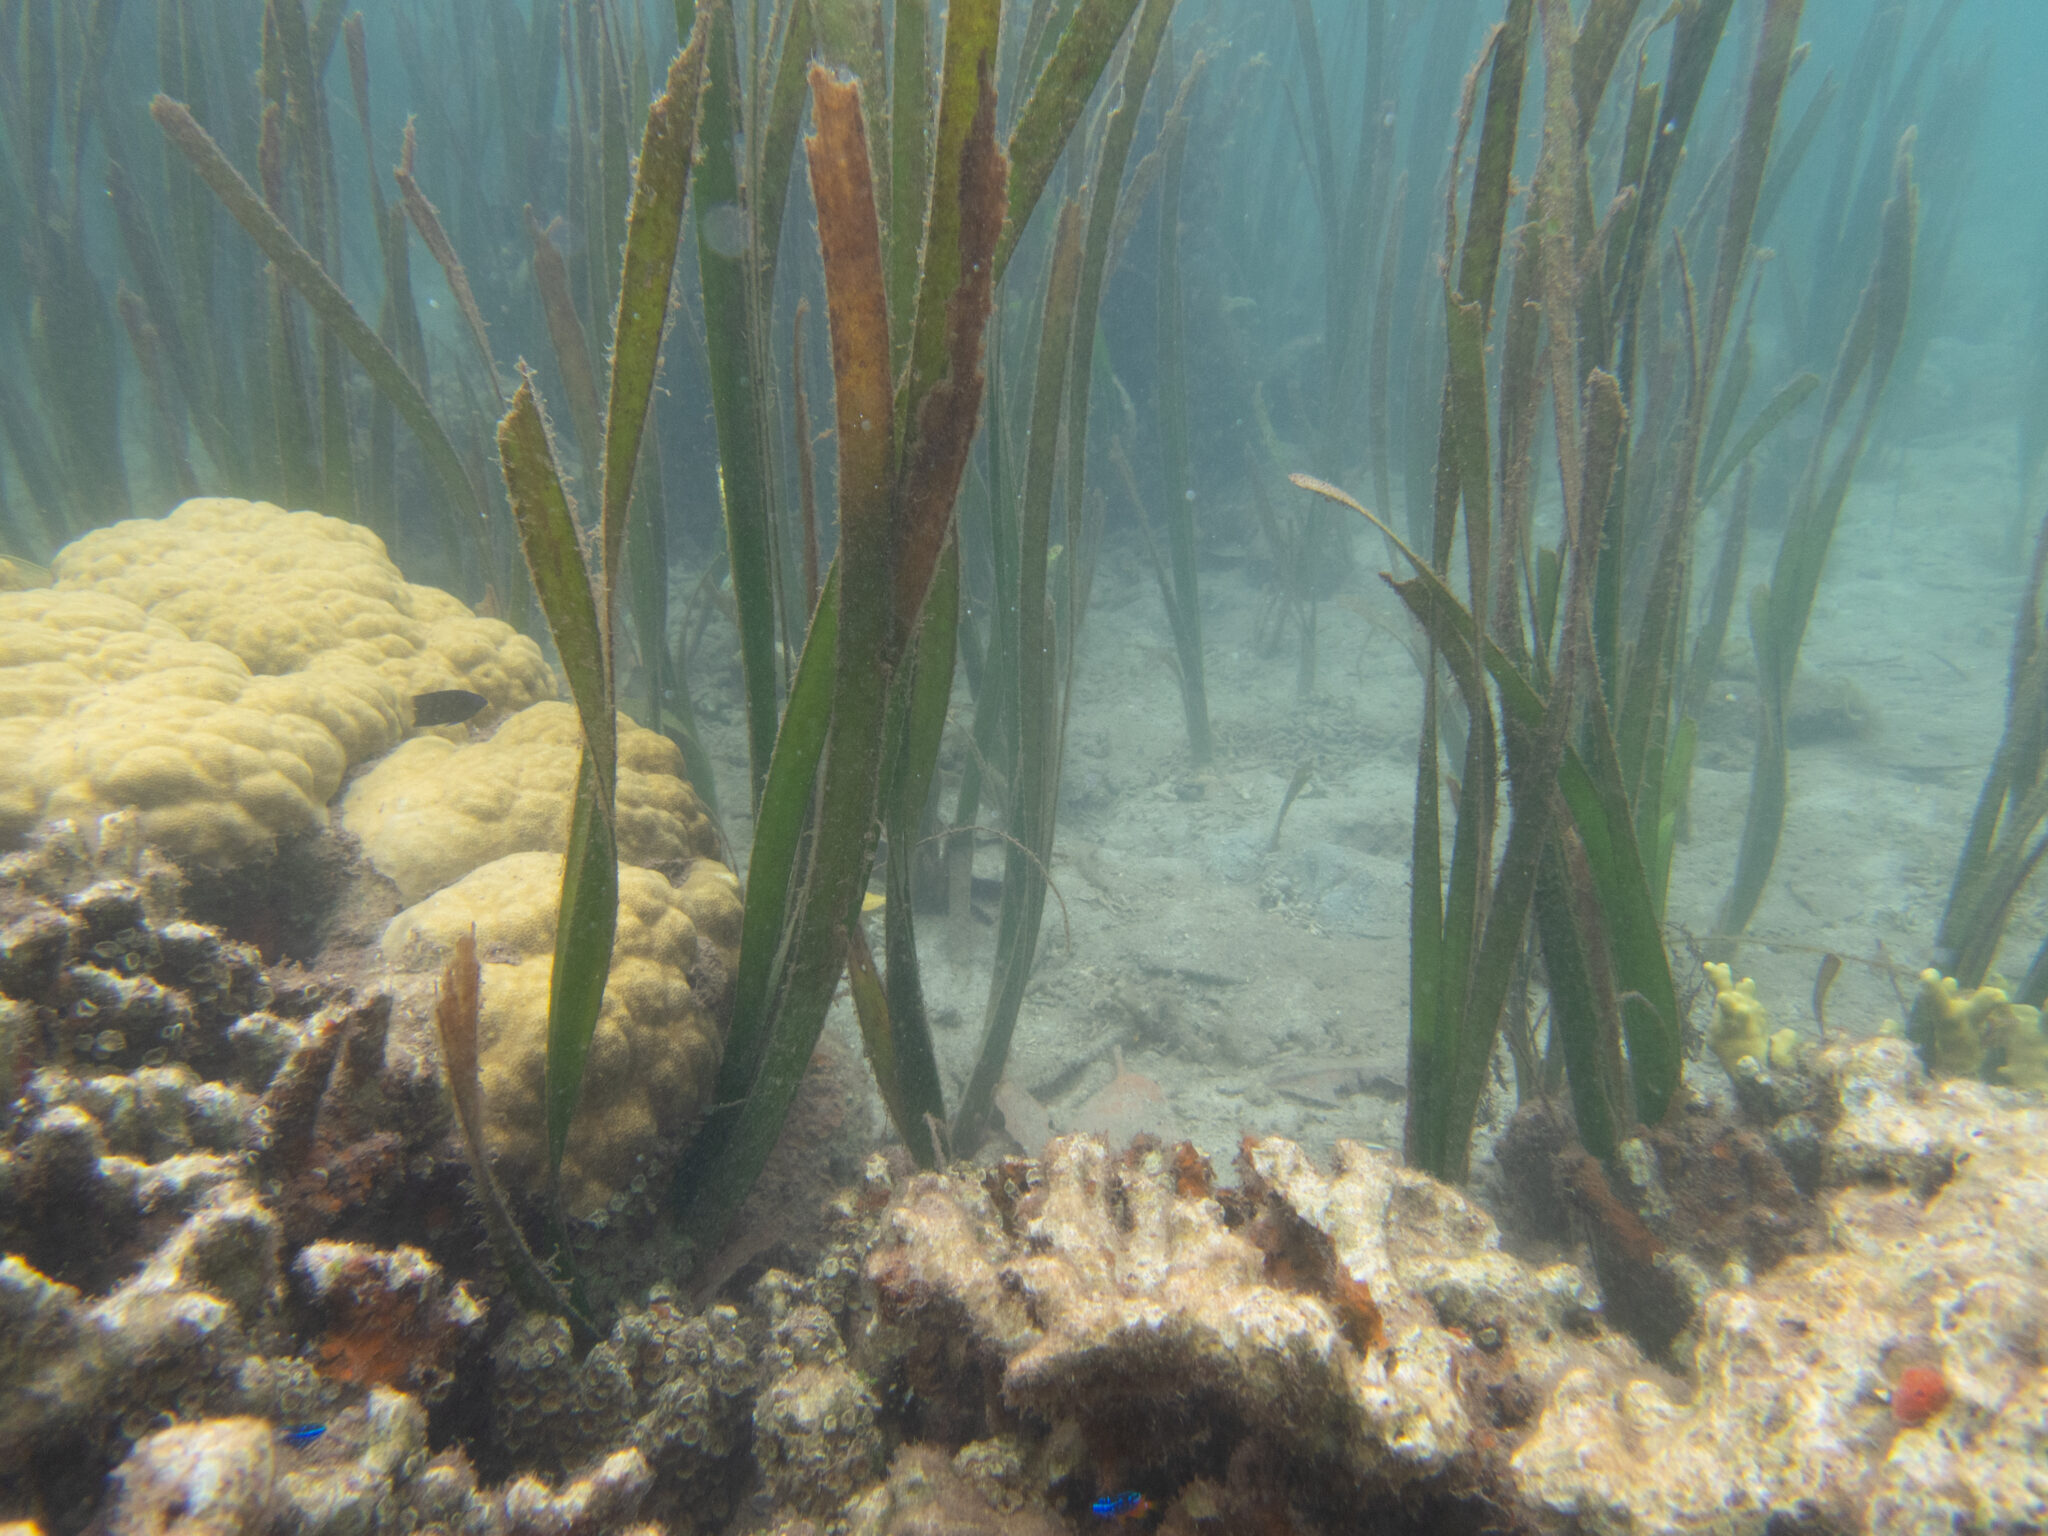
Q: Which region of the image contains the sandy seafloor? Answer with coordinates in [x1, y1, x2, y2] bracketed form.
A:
[677, 320, 2032, 1186]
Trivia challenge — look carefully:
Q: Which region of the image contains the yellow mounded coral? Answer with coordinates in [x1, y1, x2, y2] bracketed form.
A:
[0, 589, 199, 731]
[31, 656, 406, 869]
[340, 702, 722, 903]
[0, 499, 557, 868]
[1908, 970, 2048, 1091]
[50, 498, 555, 713]
[382, 851, 742, 1217]
[0, 589, 408, 864]
[1702, 962, 1799, 1075]
[0, 590, 186, 838]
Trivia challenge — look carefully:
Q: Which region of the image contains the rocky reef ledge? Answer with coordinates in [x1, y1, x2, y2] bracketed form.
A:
[0, 829, 2042, 1533]
[858, 1045, 2045, 1535]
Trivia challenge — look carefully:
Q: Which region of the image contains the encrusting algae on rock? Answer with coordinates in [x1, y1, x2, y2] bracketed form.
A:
[863, 1130, 1613, 1525]
[847, 1036, 2048, 1535]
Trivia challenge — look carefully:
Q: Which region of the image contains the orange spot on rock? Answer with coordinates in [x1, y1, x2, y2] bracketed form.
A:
[1329, 1271, 1385, 1354]
[1171, 1141, 1215, 1199]
[1892, 1365, 1952, 1426]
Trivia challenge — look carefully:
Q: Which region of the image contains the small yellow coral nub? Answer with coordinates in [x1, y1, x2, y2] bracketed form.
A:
[1703, 962, 1798, 1076]
[1910, 970, 2048, 1092]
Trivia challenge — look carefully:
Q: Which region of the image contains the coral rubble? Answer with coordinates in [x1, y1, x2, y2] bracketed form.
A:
[103, 1396, 669, 1536]
[754, 1298, 886, 1515]
[863, 1131, 1610, 1529]
[0, 848, 689, 1533]
[830, 1443, 1070, 1536]
[490, 1288, 758, 1498]
[858, 1041, 2046, 1535]
[1513, 1037, 2048, 1533]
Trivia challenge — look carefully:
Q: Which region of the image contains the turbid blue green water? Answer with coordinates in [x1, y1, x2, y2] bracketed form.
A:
[0, 2, 2043, 1530]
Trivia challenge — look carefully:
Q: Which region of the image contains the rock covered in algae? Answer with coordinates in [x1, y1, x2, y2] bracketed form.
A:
[828, 1442, 1069, 1536]
[0, 811, 731, 1534]
[101, 1392, 668, 1536]
[865, 1131, 1617, 1511]
[753, 1301, 885, 1516]
[105, 1417, 276, 1536]
[1510, 1035, 2048, 1535]
[380, 849, 741, 1217]
[0, 869, 272, 1087]
[291, 1241, 483, 1404]
[0, 864, 444, 1491]
[488, 1449, 658, 1535]
[491, 1288, 759, 1489]
[0, 930, 296, 1461]
[862, 1055, 2048, 1536]
[266, 1388, 431, 1536]
[0, 1189, 271, 1464]
[341, 700, 722, 903]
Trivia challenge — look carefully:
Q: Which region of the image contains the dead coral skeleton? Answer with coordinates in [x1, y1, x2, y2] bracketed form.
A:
[258, 992, 412, 1244]
[865, 1131, 1614, 1524]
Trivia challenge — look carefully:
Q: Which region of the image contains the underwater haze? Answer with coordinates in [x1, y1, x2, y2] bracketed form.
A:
[2, 1, 2047, 1532]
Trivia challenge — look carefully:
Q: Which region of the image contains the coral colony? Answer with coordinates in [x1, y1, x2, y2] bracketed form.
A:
[1, 502, 2041, 1530]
